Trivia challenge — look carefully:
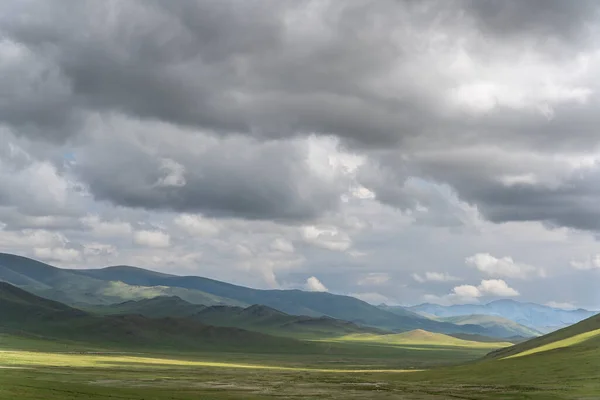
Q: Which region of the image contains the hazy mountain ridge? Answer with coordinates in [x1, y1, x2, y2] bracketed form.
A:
[0, 281, 312, 353]
[90, 296, 388, 338]
[0, 253, 244, 307]
[0, 252, 580, 338]
[409, 300, 596, 333]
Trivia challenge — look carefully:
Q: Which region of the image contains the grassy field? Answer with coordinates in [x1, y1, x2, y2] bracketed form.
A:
[2, 332, 599, 400]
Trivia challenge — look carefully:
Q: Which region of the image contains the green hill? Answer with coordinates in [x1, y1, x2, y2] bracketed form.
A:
[193, 303, 389, 338]
[0, 253, 507, 336]
[0, 282, 312, 353]
[486, 312, 600, 360]
[440, 314, 541, 338]
[448, 332, 527, 344]
[91, 297, 388, 339]
[332, 329, 512, 348]
[0, 253, 244, 307]
[73, 263, 502, 335]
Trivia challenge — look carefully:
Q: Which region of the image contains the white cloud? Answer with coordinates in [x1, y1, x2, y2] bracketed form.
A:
[81, 215, 133, 237]
[357, 272, 390, 286]
[270, 237, 295, 253]
[570, 255, 600, 270]
[477, 279, 520, 297]
[412, 271, 461, 283]
[452, 284, 482, 299]
[133, 230, 171, 248]
[305, 276, 328, 292]
[0, 229, 68, 249]
[465, 253, 545, 279]
[83, 243, 117, 257]
[546, 301, 576, 310]
[350, 292, 391, 305]
[426, 279, 519, 305]
[302, 225, 351, 252]
[33, 247, 81, 263]
[174, 214, 220, 237]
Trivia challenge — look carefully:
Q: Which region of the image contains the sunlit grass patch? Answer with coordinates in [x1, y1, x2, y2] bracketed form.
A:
[505, 328, 600, 359]
[0, 350, 419, 373]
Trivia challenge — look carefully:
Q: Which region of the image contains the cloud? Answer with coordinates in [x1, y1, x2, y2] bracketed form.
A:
[349, 292, 391, 305]
[426, 279, 520, 305]
[155, 158, 186, 188]
[305, 276, 328, 292]
[174, 214, 220, 237]
[570, 255, 600, 270]
[83, 243, 117, 257]
[412, 272, 461, 283]
[477, 279, 520, 297]
[357, 273, 390, 286]
[270, 238, 295, 253]
[81, 216, 133, 238]
[133, 230, 171, 248]
[33, 247, 81, 263]
[546, 301, 576, 310]
[466, 253, 545, 279]
[302, 225, 352, 252]
[74, 121, 346, 221]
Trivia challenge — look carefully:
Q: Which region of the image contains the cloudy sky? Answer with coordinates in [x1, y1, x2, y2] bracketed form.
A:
[1, 0, 600, 309]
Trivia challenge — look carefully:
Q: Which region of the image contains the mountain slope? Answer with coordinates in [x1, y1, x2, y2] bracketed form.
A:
[74, 264, 499, 335]
[1, 253, 522, 336]
[93, 297, 388, 338]
[0, 282, 312, 353]
[332, 329, 511, 348]
[410, 300, 596, 332]
[439, 314, 541, 338]
[0, 253, 243, 307]
[193, 303, 389, 338]
[486, 312, 600, 360]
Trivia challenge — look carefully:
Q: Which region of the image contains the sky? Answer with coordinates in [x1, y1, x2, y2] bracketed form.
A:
[1, 0, 600, 309]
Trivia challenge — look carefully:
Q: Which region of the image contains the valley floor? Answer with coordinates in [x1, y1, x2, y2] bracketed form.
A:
[1, 335, 598, 400]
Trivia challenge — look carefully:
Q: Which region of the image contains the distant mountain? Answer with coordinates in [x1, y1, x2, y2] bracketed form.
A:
[73, 263, 500, 335]
[439, 315, 542, 338]
[0, 253, 524, 336]
[409, 300, 596, 332]
[0, 253, 244, 307]
[0, 282, 312, 353]
[93, 297, 390, 338]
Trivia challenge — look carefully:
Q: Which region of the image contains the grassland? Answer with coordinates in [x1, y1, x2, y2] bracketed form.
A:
[2, 330, 599, 400]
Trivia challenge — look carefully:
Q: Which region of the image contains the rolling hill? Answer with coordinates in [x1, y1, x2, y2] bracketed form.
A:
[90, 296, 388, 338]
[0, 282, 312, 353]
[439, 314, 542, 338]
[486, 311, 600, 360]
[329, 329, 512, 348]
[0, 253, 509, 336]
[0, 253, 244, 307]
[409, 299, 596, 332]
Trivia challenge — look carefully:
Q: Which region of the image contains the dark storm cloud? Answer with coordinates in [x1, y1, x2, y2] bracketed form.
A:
[2, 0, 600, 228]
[2, 0, 598, 147]
[463, 0, 600, 43]
[73, 124, 344, 221]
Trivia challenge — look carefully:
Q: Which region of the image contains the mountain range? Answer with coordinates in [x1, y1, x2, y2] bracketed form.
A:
[88, 296, 388, 339]
[0, 281, 315, 353]
[0, 252, 595, 339]
[409, 300, 597, 333]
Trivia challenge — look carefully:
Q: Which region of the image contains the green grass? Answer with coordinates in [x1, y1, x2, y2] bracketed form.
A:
[328, 330, 512, 348]
[504, 328, 600, 359]
[0, 334, 598, 399]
